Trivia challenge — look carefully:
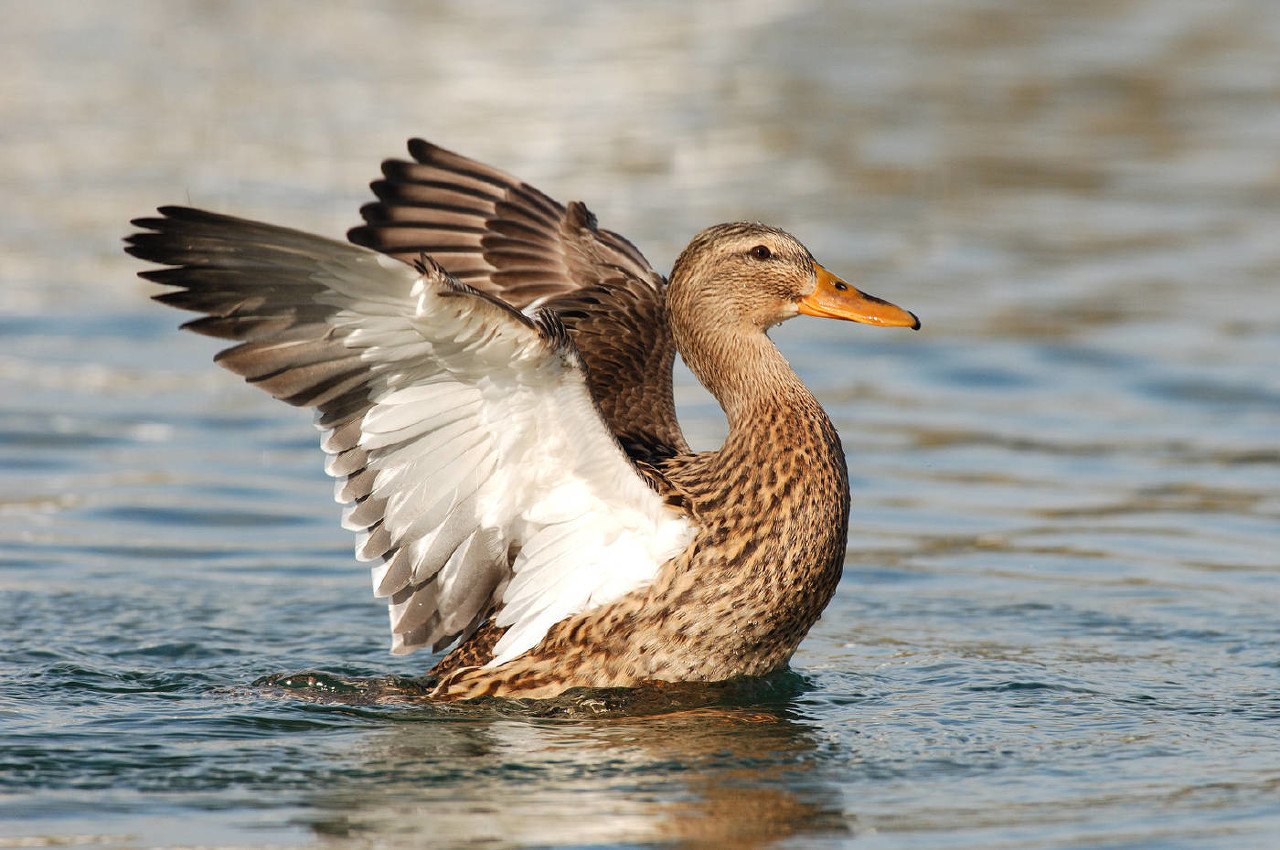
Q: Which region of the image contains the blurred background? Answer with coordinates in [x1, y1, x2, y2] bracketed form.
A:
[3, 1, 1278, 848]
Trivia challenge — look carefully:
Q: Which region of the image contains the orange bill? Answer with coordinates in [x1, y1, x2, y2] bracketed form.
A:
[797, 263, 920, 329]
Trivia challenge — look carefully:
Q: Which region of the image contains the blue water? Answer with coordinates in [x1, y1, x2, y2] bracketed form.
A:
[4, 1, 1280, 847]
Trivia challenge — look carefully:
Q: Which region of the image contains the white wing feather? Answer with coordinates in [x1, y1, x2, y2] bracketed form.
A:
[317, 246, 695, 662]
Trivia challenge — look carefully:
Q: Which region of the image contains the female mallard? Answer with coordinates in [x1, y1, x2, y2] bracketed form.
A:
[127, 139, 918, 700]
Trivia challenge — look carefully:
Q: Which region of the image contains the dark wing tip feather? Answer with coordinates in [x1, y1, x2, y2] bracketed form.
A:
[404, 138, 510, 189]
[353, 200, 393, 226]
[346, 224, 375, 249]
[129, 205, 234, 232]
[406, 137, 439, 162]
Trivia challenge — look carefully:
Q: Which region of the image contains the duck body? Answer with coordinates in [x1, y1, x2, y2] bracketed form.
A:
[433, 381, 851, 700]
[126, 140, 917, 700]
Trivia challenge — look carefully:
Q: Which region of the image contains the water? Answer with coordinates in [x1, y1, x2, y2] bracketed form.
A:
[3, 1, 1279, 847]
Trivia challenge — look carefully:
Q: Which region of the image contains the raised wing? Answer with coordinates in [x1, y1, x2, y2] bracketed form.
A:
[127, 207, 694, 664]
[348, 139, 688, 463]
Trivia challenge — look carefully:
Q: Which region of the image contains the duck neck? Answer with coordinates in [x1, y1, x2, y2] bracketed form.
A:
[680, 323, 813, 436]
[675, 319, 851, 546]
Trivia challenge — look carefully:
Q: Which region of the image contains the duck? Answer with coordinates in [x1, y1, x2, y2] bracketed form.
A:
[126, 139, 919, 700]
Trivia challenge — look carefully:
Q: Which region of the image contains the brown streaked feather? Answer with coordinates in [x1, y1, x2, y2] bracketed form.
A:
[348, 139, 688, 463]
[430, 620, 510, 679]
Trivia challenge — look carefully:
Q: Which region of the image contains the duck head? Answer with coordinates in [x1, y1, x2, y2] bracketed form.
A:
[667, 222, 919, 342]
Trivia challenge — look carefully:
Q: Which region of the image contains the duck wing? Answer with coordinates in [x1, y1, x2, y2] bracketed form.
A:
[347, 139, 688, 463]
[127, 207, 694, 664]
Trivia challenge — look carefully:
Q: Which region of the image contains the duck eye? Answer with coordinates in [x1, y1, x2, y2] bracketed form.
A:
[751, 245, 772, 260]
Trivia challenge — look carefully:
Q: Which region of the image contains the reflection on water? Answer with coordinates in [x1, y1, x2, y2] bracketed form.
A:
[3, 0, 1280, 847]
[252, 674, 847, 845]
[304, 694, 844, 848]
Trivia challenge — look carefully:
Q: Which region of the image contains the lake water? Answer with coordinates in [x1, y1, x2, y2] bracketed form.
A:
[3, 1, 1279, 847]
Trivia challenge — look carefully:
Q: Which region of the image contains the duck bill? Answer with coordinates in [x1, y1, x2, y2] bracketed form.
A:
[797, 264, 920, 329]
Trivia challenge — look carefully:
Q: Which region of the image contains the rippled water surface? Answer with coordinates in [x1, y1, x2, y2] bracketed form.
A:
[4, 1, 1279, 847]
